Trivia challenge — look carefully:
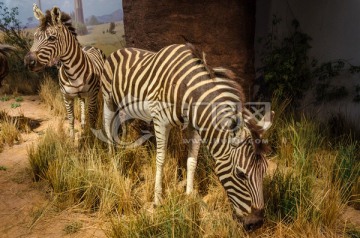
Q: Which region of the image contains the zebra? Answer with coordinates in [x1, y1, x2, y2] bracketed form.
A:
[24, 4, 105, 138]
[100, 43, 273, 230]
[0, 44, 16, 86]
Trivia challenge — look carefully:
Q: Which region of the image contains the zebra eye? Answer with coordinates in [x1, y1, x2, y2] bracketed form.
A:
[236, 167, 248, 180]
[48, 35, 57, 42]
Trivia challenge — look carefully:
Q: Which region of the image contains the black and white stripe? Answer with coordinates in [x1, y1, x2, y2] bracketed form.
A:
[25, 5, 105, 137]
[101, 43, 273, 228]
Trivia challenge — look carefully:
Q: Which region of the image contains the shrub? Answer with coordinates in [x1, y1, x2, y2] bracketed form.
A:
[257, 17, 312, 106]
[109, 22, 116, 34]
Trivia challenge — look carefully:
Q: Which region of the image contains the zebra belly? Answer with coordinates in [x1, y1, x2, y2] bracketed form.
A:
[61, 84, 93, 98]
[114, 95, 179, 126]
[119, 100, 153, 122]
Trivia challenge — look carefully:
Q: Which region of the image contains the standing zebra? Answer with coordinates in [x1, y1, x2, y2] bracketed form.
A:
[0, 44, 16, 86]
[100, 43, 274, 230]
[24, 5, 105, 138]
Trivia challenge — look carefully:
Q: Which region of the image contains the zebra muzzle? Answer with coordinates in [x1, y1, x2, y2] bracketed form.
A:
[241, 208, 264, 231]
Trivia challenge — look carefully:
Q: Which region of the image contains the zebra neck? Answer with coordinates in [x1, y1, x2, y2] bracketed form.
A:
[59, 38, 89, 82]
[200, 129, 232, 160]
[187, 100, 233, 159]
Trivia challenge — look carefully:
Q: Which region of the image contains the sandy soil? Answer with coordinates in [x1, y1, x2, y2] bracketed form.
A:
[0, 95, 358, 237]
[0, 96, 106, 238]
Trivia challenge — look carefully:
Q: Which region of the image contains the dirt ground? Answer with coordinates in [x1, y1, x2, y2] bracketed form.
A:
[0, 96, 106, 238]
[0, 96, 359, 238]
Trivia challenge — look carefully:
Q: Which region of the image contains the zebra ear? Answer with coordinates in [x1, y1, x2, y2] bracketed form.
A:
[33, 3, 44, 20]
[51, 7, 62, 25]
[243, 108, 274, 138]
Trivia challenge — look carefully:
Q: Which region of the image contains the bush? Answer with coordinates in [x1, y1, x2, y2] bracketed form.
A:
[109, 22, 116, 34]
[257, 17, 312, 106]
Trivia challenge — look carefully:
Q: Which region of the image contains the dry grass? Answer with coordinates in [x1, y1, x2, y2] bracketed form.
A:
[0, 110, 34, 151]
[0, 118, 21, 149]
[39, 76, 66, 117]
[27, 97, 360, 237]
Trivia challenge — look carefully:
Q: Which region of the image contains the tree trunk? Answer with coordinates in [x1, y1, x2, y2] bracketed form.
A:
[123, 0, 255, 99]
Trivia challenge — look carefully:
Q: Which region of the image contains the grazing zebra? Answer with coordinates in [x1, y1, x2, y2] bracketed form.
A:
[100, 43, 273, 230]
[24, 4, 105, 138]
[0, 44, 16, 86]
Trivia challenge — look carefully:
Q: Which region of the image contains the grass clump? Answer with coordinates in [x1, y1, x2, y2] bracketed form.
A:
[39, 76, 66, 116]
[109, 192, 203, 238]
[263, 108, 360, 236]
[28, 124, 139, 215]
[0, 113, 22, 150]
[109, 190, 246, 238]
[63, 221, 83, 234]
[28, 123, 70, 181]
[332, 142, 360, 208]
[0, 110, 41, 151]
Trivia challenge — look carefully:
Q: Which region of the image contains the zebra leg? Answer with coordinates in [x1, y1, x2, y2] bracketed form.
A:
[153, 122, 171, 206]
[63, 95, 75, 139]
[103, 100, 116, 153]
[87, 92, 99, 129]
[79, 97, 86, 132]
[186, 130, 201, 194]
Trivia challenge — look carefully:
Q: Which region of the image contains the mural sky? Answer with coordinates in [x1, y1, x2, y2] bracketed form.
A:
[1, 0, 122, 25]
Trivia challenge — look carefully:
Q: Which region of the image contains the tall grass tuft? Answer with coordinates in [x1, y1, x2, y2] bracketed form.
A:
[39, 76, 66, 116]
[264, 108, 360, 234]
[108, 191, 244, 238]
[28, 121, 69, 181]
[0, 110, 27, 151]
[264, 168, 312, 223]
[0, 117, 21, 148]
[28, 122, 140, 215]
[332, 141, 360, 208]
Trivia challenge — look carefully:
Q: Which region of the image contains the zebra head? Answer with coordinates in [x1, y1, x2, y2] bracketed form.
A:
[217, 108, 274, 230]
[25, 4, 75, 72]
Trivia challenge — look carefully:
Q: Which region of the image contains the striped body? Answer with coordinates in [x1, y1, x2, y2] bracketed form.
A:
[57, 44, 105, 137]
[101, 44, 271, 229]
[25, 5, 105, 137]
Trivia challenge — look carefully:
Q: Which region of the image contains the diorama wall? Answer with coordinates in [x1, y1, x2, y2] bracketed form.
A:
[256, 0, 360, 126]
[122, 0, 256, 99]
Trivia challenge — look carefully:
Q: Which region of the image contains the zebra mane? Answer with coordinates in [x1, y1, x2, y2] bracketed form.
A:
[249, 125, 271, 156]
[39, 10, 77, 38]
[186, 43, 246, 103]
[185, 43, 269, 156]
[243, 109, 272, 156]
[213, 67, 246, 103]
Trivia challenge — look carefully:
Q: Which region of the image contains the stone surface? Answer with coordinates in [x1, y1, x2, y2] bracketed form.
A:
[123, 0, 255, 98]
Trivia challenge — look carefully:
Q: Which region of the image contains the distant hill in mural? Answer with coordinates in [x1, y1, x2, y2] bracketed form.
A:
[25, 8, 123, 28]
[91, 9, 123, 23]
